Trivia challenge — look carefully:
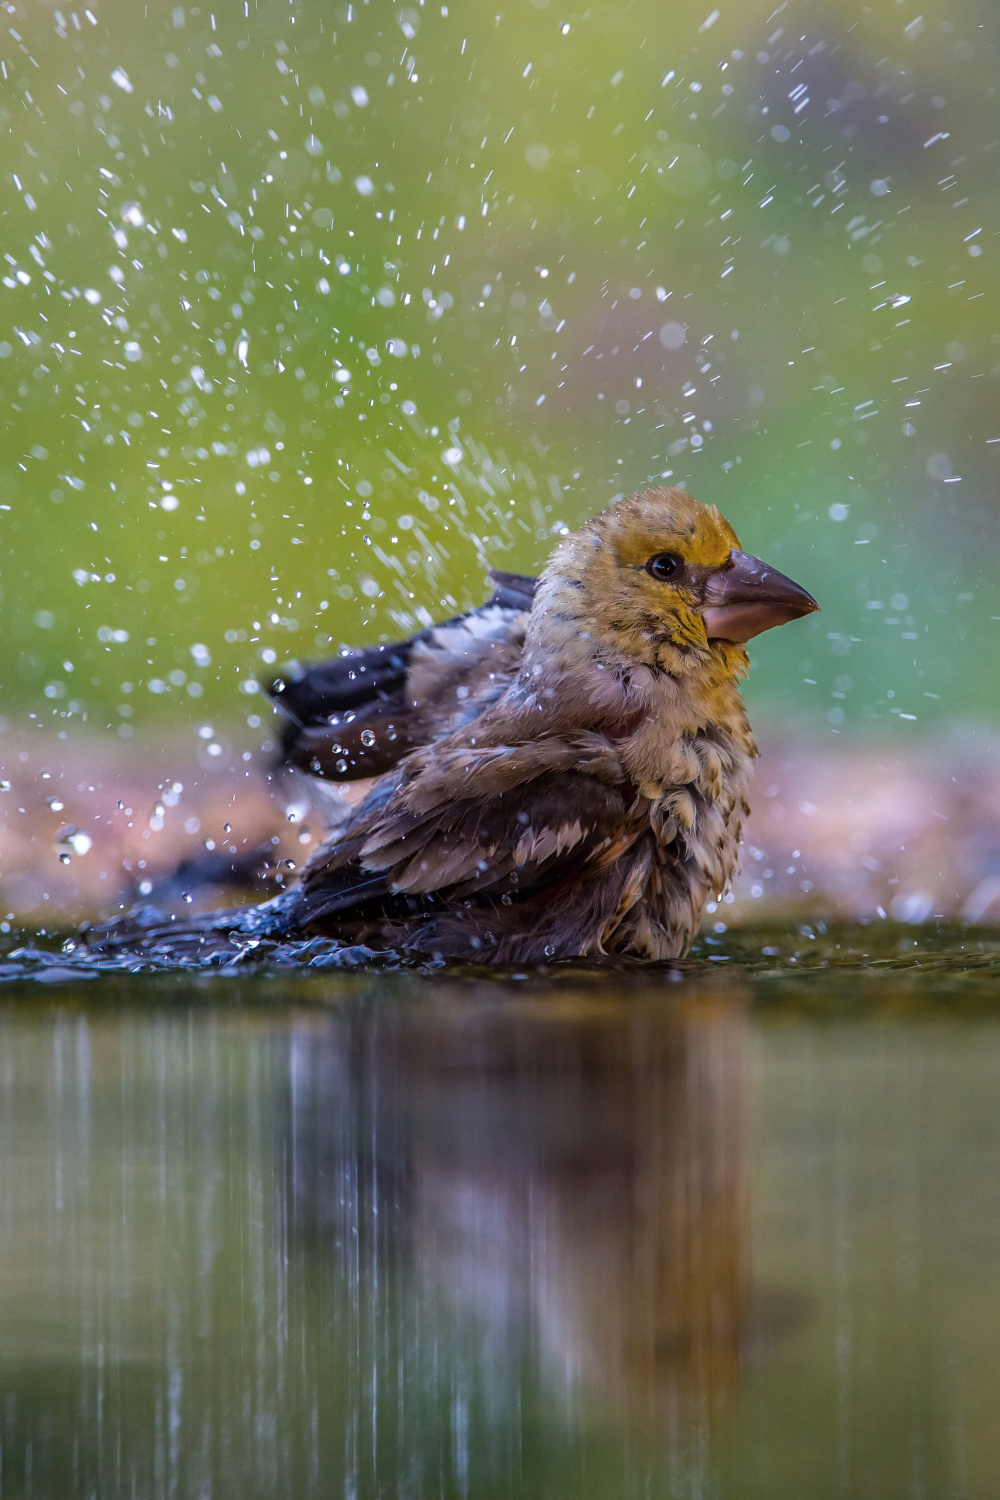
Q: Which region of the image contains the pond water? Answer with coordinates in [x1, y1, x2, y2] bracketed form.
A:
[0, 926, 998, 1498]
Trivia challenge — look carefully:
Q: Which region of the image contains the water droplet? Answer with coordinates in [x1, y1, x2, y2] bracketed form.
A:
[360, 729, 376, 746]
[660, 321, 686, 350]
[46, 797, 65, 812]
[56, 829, 92, 857]
[223, 823, 232, 833]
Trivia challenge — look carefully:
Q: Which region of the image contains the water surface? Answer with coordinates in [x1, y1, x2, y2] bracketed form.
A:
[0, 930, 997, 1497]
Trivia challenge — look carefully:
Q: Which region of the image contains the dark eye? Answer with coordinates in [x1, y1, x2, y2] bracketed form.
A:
[645, 552, 683, 582]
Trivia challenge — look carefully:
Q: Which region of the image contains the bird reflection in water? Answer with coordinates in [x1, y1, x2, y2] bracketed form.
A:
[290, 979, 749, 1442]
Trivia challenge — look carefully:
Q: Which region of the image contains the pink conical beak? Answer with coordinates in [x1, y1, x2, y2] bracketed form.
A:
[700, 549, 819, 643]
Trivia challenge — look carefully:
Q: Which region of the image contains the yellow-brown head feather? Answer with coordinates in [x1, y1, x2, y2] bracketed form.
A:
[540, 487, 747, 676]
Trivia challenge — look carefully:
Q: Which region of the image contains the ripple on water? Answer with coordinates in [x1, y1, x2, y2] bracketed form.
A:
[0, 921, 998, 1004]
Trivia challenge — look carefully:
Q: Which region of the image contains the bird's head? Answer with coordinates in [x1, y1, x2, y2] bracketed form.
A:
[539, 486, 818, 675]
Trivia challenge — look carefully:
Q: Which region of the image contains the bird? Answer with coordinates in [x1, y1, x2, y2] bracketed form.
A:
[84, 486, 817, 966]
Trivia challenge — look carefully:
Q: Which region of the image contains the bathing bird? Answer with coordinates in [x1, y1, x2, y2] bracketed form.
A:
[87, 487, 817, 965]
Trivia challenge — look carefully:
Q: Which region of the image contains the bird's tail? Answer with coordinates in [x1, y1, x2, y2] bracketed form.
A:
[74, 890, 308, 968]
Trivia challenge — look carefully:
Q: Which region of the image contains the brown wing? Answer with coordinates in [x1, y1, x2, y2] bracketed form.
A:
[286, 736, 655, 960]
[268, 569, 537, 780]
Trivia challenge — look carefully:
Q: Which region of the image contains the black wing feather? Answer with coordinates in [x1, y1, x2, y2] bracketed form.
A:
[269, 642, 413, 729]
[267, 569, 538, 780]
[482, 569, 537, 613]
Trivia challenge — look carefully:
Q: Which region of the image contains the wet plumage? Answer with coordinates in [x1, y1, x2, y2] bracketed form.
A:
[270, 570, 536, 781]
[86, 487, 817, 965]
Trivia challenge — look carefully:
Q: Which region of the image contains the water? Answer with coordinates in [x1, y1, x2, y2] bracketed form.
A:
[0, 929, 997, 1497]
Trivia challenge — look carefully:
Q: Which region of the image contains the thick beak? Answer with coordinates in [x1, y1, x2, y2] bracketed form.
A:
[700, 549, 819, 643]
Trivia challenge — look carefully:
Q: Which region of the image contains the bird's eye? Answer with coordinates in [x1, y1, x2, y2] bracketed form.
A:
[645, 552, 683, 582]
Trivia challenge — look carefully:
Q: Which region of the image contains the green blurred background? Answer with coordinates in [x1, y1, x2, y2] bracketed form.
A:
[1, 0, 998, 740]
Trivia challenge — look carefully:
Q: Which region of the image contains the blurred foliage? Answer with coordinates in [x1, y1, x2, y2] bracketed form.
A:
[1, 0, 999, 738]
